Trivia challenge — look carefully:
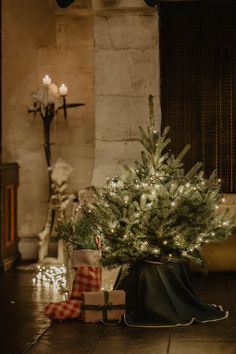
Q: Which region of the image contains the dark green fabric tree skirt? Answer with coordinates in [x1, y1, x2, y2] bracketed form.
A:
[114, 262, 228, 327]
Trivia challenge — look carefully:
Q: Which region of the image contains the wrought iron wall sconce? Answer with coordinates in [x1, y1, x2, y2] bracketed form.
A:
[28, 75, 84, 195]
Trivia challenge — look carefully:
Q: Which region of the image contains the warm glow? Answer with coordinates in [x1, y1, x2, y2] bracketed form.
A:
[59, 83, 68, 96]
[42, 75, 52, 86]
[32, 265, 68, 295]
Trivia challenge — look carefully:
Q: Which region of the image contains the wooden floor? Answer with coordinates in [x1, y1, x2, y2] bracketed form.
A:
[0, 268, 236, 354]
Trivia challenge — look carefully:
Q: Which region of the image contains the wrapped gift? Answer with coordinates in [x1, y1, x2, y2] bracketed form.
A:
[81, 290, 126, 324]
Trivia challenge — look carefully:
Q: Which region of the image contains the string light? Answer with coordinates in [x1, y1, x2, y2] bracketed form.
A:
[141, 241, 148, 250]
[32, 265, 68, 295]
[124, 196, 129, 204]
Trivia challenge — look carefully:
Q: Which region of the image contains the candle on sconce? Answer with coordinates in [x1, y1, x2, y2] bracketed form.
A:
[59, 83, 68, 96]
[42, 75, 52, 86]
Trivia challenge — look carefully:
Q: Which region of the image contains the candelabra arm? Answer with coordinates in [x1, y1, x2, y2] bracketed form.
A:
[63, 96, 67, 120]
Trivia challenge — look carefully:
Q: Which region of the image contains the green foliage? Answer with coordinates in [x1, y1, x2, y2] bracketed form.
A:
[82, 97, 236, 268]
[56, 216, 97, 250]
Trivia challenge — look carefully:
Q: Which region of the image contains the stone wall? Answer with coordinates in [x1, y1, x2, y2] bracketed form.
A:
[92, 1, 160, 185]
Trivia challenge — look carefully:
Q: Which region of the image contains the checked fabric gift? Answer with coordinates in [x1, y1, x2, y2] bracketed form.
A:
[44, 266, 102, 320]
[44, 299, 81, 320]
[70, 266, 102, 298]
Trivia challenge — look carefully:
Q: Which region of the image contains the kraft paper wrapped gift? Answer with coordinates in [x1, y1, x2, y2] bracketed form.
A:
[81, 290, 126, 323]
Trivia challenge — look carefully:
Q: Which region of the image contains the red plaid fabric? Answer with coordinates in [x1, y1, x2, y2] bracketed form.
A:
[44, 299, 81, 320]
[70, 266, 102, 299]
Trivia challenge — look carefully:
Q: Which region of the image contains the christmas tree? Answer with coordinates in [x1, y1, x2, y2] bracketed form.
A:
[83, 96, 235, 268]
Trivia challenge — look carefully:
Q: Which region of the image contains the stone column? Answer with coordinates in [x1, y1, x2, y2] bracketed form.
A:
[91, 0, 161, 186]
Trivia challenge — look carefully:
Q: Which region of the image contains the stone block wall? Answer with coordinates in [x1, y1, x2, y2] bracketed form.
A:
[92, 3, 160, 185]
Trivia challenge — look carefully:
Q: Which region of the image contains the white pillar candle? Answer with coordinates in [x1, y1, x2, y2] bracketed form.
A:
[42, 75, 52, 86]
[59, 83, 68, 96]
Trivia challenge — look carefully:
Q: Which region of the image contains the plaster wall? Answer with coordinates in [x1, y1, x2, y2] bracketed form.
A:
[2, 0, 95, 259]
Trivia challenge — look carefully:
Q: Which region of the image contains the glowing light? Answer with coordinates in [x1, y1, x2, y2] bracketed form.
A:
[124, 196, 129, 204]
[32, 265, 68, 295]
[141, 241, 148, 250]
[222, 197, 226, 202]
[163, 240, 168, 245]
[171, 201, 176, 207]
[215, 205, 219, 210]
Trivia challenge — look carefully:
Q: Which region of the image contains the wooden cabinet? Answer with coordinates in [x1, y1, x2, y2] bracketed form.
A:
[0, 163, 20, 271]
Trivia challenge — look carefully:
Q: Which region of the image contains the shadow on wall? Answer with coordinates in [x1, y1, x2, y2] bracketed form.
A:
[56, 0, 159, 9]
[56, 0, 76, 8]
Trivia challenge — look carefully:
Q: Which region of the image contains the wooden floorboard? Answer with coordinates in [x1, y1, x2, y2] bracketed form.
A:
[0, 269, 235, 354]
